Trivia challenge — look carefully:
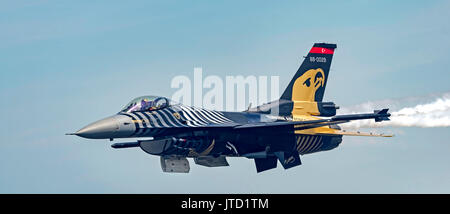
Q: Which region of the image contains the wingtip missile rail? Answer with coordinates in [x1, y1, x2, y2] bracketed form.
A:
[331, 108, 391, 123]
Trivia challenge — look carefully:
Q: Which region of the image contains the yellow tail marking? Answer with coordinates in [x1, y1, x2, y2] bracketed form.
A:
[291, 68, 325, 116]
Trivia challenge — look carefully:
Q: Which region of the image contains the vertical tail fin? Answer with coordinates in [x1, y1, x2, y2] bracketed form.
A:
[281, 43, 336, 102]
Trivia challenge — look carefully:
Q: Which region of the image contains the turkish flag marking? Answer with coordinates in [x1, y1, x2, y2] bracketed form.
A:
[309, 47, 334, 54]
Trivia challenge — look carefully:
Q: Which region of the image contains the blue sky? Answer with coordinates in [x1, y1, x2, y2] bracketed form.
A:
[1, 0, 450, 193]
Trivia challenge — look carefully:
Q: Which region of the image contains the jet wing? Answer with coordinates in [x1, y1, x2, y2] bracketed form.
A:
[233, 119, 328, 129]
[234, 109, 391, 132]
[233, 120, 347, 130]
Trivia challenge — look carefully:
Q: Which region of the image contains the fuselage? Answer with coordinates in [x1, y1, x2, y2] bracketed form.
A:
[74, 103, 342, 158]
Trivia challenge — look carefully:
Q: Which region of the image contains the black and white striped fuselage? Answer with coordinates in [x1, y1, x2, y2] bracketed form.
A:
[118, 105, 234, 138]
[113, 104, 340, 157]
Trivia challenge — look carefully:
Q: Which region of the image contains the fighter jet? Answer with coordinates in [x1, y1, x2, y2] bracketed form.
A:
[67, 43, 392, 173]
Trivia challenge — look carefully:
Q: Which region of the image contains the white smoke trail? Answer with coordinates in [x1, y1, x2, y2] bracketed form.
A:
[339, 92, 450, 129]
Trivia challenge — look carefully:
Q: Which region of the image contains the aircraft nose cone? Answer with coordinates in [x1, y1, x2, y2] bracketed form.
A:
[75, 116, 119, 139]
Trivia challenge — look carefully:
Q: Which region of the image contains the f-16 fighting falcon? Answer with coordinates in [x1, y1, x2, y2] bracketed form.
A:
[67, 43, 392, 173]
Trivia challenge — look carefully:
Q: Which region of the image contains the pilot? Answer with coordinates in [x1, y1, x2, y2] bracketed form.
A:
[153, 97, 168, 110]
[139, 99, 156, 111]
[140, 99, 148, 111]
[148, 101, 156, 111]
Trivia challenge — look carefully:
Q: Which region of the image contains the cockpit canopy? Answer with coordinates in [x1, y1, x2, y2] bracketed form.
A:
[120, 96, 171, 113]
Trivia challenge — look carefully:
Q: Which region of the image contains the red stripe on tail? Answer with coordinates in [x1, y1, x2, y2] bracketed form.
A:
[309, 47, 334, 54]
